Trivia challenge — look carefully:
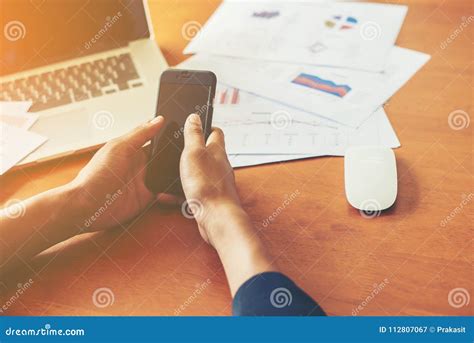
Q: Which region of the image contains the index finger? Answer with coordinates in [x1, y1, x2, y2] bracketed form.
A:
[120, 115, 165, 149]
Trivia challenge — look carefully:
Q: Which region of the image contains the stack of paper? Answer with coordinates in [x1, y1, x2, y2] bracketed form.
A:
[0, 101, 47, 174]
[180, 0, 431, 168]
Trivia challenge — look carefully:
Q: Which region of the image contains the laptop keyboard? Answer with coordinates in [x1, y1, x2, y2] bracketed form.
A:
[0, 53, 143, 112]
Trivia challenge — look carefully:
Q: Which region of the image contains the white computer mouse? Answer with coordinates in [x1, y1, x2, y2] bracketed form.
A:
[344, 146, 397, 212]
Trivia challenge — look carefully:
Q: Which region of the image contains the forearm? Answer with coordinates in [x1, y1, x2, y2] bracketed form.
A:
[0, 183, 81, 277]
[206, 203, 278, 297]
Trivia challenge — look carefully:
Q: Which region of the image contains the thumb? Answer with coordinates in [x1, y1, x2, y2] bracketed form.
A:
[183, 113, 205, 149]
[124, 116, 165, 148]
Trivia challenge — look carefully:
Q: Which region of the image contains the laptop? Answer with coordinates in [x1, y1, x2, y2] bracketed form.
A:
[0, 0, 168, 167]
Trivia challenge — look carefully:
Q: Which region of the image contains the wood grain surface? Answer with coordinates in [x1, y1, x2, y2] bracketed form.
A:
[0, 0, 472, 316]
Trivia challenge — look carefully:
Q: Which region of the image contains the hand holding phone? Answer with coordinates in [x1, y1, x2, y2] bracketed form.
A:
[145, 69, 216, 195]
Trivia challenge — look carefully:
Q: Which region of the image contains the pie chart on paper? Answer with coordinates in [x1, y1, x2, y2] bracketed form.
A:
[325, 15, 358, 30]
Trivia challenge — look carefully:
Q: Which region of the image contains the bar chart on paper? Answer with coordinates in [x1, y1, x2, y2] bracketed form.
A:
[215, 86, 240, 105]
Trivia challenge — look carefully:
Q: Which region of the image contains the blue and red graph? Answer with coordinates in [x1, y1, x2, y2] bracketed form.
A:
[292, 73, 352, 98]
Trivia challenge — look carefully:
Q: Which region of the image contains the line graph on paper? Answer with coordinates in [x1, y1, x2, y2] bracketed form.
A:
[211, 85, 356, 155]
[216, 115, 332, 129]
[221, 121, 352, 155]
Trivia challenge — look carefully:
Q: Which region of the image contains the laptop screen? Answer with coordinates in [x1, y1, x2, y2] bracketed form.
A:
[0, 0, 150, 76]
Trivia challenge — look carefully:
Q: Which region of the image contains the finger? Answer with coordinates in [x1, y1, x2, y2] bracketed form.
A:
[123, 116, 165, 148]
[183, 113, 205, 149]
[206, 127, 225, 150]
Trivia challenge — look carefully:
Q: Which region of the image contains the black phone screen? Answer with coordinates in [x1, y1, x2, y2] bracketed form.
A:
[146, 81, 213, 195]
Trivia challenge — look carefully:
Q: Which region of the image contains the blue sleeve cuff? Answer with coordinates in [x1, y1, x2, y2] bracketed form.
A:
[232, 272, 326, 316]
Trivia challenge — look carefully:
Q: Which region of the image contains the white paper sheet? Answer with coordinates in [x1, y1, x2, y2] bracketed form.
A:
[180, 47, 430, 128]
[184, 0, 407, 72]
[0, 123, 47, 175]
[229, 153, 316, 168]
[0, 101, 38, 130]
[225, 105, 400, 168]
[0, 113, 38, 130]
[0, 101, 32, 115]
[217, 107, 399, 155]
[209, 84, 399, 155]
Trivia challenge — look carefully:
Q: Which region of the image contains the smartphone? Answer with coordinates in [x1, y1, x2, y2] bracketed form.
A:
[145, 69, 217, 195]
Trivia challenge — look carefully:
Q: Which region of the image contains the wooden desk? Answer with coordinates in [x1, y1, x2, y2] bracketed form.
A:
[1, 0, 472, 316]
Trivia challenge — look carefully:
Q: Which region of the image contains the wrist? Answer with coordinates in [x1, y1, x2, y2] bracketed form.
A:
[54, 182, 88, 237]
[199, 200, 278, 296]
[199, 200, 252, 248]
